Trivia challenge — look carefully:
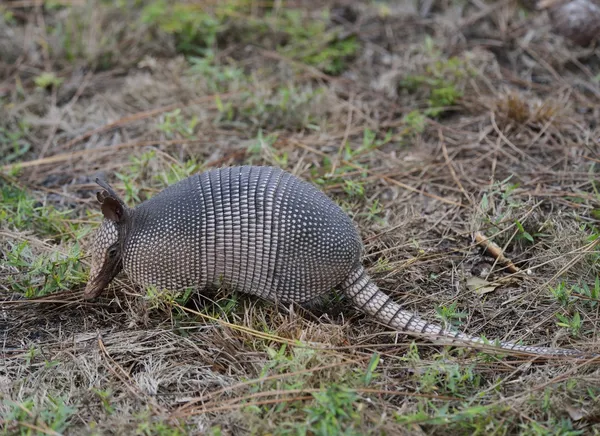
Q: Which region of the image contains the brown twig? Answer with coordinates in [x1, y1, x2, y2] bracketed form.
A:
[474, 231, 521, 273]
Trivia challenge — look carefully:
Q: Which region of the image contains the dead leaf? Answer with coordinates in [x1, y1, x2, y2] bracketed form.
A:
[565, 405, 585, 421]
[467, 277, 499, 295]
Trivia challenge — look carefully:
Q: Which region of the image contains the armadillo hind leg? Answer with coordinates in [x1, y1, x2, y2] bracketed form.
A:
[341, 265, 582, 357]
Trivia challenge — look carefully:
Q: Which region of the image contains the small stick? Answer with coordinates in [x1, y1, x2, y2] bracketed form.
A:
[474, 231, 521, 273]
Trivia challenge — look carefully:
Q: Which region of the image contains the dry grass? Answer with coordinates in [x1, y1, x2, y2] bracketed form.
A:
[1, 0, 600, 434]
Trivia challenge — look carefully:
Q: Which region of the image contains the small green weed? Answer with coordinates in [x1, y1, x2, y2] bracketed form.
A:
[144, 285, 195, 312]
[2, 396, 77, 435]
[314, 129, 392, 200]
[355, 200, 385, 223]
[113, 149, 156, 203]
[575, 276, 600, 308]
[344, 129, 393, 162]
[24, 345, 37, 366]
[34, 72, 64, 90]
[343, 179, 365, 198]
[134, 407, 188, 436]
[401, 110, 427, 135]
[203, 292, 240, 319]
[418, 362, 481, 398]
[435, 301, 468, 329]
[547, 280, 600, 336]
[247, 129, 291, 166]
[397, 346, 514, 428]
[0, 7, 15, 24]
[209, 427, 224, 436]
[256, 344, 316, 383]
[214, 94, 235, 122]
[363, 352, 380, 386]
[155, 158, 202, 187]
[298, 385, 363, 436]
[514, 219, 536, 244]
[0, 121, 31, 164]
[247, 129, 278, 157]
[394, 402, 509, 431]
[156, 109, 198, 139]
[518, 417, 584, 435]
[477, 176, 552, 251]
[187, 51, 247, 93]
[92, 388, 115, 415]
[549, 282, 574, 307]
[238, 85, 325, 131]
[556, 312, 582, 337]
[373, 257, 392, 273]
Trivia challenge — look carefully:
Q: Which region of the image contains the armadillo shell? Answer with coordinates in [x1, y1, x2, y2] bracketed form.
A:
[123, 166, 363, 303]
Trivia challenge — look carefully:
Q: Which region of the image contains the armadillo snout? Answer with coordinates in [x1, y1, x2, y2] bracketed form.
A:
[84, 219, 123, 299]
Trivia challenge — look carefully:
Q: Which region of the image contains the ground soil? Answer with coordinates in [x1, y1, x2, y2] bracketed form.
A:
[1, 1, 600, 434]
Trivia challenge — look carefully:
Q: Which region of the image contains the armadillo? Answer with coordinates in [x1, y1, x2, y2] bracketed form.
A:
[84, 165, 583, 357]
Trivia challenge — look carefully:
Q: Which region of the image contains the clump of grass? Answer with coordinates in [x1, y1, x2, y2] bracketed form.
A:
[548, 276, 600, 337]
[144, 285, 195, 312]
[0, 181, 80, 240]
[416, 361, 482, 398]
[0, 121, 31, 164]
[496, 93, 566, 126]
[140, 0, 223, 55]
[295, 385, 363, 435]
[555, 311, 582, 336]
[227, 85, 326, 132]
[389, 344, 509, 430]
[4, 239, 87, 298]
[186, 51, 248, 93]
[186, 49, 327, 132]
[1, 395, 77, 435]
[247, 129, 288, 166]
[435, 302, 468, 330]
[134, 411, 189, 436]
[499, 93, 531, 123]
[308, 129, 393, 216]
[49, 1, 159, 70]
[1, 181, 89, 297]
[242, 345, 383, 434]
[273, 9, 359, 75]
[400, 109, 427, 136]
[398, 38, 474, 117]
[156, 109, 198, 139]
[393, 344, 592, 432]
[141, 1, 358, 74]
[313, 128, 392, 186]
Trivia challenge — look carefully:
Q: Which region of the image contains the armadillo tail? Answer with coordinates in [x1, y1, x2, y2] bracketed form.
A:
[341, 265, 582, 357]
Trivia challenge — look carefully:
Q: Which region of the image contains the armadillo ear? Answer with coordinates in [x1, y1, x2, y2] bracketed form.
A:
[95, 178, 126, 207]
[97, 190, 109, 203]
[101, 197, 124, 222]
